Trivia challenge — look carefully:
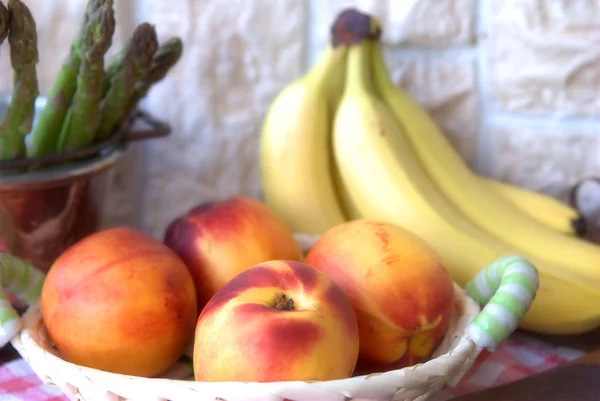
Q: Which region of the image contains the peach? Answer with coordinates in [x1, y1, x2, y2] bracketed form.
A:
[41, 227, 198, 377]
[193, 260, 359, 382]
[304, 219, 455, 370]
[164, 196, 303, 311]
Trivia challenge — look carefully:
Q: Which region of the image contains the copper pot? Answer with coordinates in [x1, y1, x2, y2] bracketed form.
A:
[0, 148, 124, 273]
[0, 96, 170, 273]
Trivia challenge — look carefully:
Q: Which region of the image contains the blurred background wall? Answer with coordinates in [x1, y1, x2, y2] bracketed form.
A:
[1, 0, 598, 238]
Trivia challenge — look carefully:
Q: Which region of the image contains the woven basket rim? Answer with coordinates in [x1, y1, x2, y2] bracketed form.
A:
[11, 283, 482, 401]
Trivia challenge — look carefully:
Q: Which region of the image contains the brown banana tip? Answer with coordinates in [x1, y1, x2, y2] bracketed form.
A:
[572, 216, 587, 237]
[330, 8, 383, 48]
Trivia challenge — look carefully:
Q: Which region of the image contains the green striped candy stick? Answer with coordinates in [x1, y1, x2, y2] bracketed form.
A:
[0, 254, 45, 347]
[465, 255, 539, 351]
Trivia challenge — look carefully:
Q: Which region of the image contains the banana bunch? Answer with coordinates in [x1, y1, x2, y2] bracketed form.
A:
[259, 10, 597, 335]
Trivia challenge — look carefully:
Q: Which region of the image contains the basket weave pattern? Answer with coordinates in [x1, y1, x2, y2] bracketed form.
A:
[10, 234, 485, 401]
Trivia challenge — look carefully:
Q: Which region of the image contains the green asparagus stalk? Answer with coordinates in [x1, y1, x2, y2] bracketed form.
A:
[126, 37, 183, 113]
[95, 23, 158, 140]
[99, 47, 134, 104]
[103, 48, 128, 93]
[100, 39, 137, 96]
[26, 0, 106, 158]
[0, 1, 9, 45]
[0, 0, 39, 160]
[56, 0, 115, 152]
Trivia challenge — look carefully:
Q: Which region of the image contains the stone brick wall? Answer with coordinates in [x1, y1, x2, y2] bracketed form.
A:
[1, 0, 598, 238]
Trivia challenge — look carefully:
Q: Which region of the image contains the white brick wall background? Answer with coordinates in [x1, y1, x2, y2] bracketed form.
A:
[1, 0, 599, 238]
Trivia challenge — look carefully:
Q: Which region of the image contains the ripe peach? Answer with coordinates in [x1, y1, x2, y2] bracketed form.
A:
[41, 227, 198, 377]
[193, 260, 359, 382]
[304, 219, 455, 370]
[164, 196, 303, 311]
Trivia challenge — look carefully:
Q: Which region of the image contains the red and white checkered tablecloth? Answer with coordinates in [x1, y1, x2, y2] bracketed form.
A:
[0, 332, 585, 401]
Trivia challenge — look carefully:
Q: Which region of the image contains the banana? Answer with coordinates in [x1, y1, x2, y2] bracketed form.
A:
[369, 40, 600, 281]
[516, 270, 600, 334]
[332, 38, 600, 335]
[480, 176, 586, 236]
[325, 44, 350, 221]
[259, 44, 348, 234]
[334, 41, 500, 269]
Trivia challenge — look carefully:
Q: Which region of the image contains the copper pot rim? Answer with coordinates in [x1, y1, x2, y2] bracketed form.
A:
[0, 146, 126, 192]
[0, 95, 171, 192]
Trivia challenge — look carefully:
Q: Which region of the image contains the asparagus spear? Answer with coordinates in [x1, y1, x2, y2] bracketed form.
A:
[126, 37, 183, 112]
[0, 0, 39, 160]
[99, 46, 134, 102]
[137, 37, 183, 97]
[56, 0, 115, 152]
[95, 23, 158, 140]
[99, 36, 141, 97]
[104, 37, 184, 117]
[100, 37, 182, 126]
[26, 0, 106, 158]
[102, 47, 128, 93]
[0, 1, 8, 46]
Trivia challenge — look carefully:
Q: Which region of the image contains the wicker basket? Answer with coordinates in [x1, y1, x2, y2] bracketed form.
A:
[4, 233, 539, 401]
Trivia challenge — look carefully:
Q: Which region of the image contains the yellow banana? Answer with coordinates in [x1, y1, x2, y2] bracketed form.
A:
[334, 41, 501, 269]
[332, 39, 600, 335]
[259, 44, 348, 234]
[480, 176, 585, 236]
[516, 271, 600, 334]
[325, 44, 350, 220]
[370, 40, 600, 281]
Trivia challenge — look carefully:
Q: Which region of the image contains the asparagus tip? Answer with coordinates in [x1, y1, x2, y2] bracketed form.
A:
[128, 22, 159, 69]
[7, 0, 39, 67]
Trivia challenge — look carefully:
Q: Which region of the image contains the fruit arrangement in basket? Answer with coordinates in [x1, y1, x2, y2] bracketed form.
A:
[2, 196, 537, 387]
[0, 0, 182, 166]
[1, 5, 600, 401]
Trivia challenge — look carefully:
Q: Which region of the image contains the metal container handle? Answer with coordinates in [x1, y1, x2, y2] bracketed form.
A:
[123, 110, 172, 142]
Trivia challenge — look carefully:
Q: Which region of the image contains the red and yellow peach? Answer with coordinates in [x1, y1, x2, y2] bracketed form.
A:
[41, 227, 198, 377]
[164, 196, 303, 311]
[193, 260, 359, 382]
[304, 219, 455, 370]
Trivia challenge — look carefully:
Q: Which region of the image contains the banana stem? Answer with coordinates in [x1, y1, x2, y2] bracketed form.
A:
[371, 41, 396, 94]
[305, 44, 347, 88]
[330, 8, 382, 47]
[344, 40, 374, 96]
